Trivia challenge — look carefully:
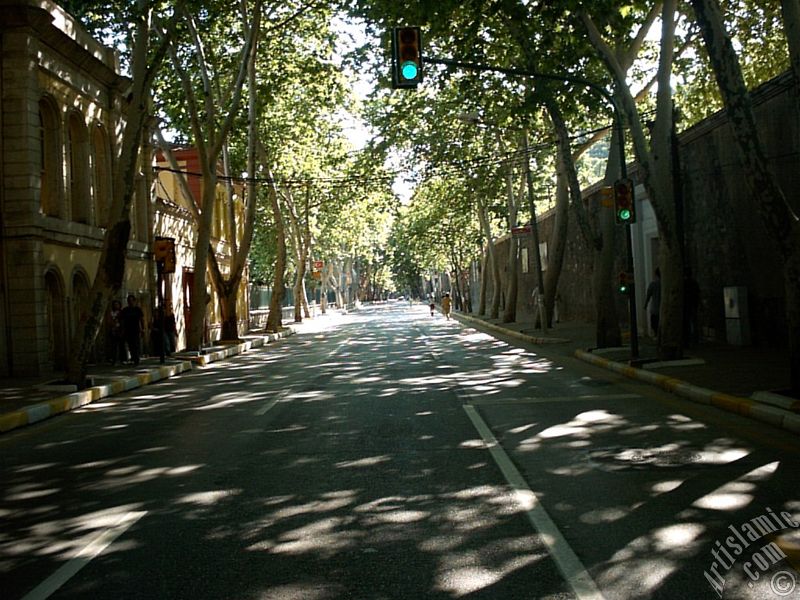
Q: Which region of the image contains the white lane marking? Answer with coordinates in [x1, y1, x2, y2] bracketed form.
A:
[463, 404, 605, 600]
[255, 389, 292, 416]
[327, 337, 349, 358]
[22, 510, 147, 600]
[467, 393, 641, 406]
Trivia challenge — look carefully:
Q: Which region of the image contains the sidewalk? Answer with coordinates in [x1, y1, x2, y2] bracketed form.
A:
[451, 310, 800, 436]
[0, 328, 296, 434]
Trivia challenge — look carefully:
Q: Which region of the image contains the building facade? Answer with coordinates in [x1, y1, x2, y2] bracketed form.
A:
[0, 0, 156, 376]
[0, 0, 250, 376]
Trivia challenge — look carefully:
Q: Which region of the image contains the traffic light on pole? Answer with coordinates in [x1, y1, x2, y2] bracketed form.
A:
[391, 27, 422, 89]
[617, 271, 633, 295]
[613, 178, 636, 224]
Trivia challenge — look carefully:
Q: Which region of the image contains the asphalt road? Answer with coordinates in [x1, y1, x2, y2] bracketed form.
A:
[1, 303, 798, 600]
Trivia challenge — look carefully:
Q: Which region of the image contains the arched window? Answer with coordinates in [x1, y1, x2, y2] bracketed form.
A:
[91, 123, 112, 227]
[67, 112, 90, 224]
[38, 98, 61, 217]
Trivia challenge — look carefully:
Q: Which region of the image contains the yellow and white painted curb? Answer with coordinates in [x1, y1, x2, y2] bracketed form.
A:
[188, 328, 295, 367]
[0, 361, 192, 434]
[0, 328, 297, 434]
[575, 349, 800, 436]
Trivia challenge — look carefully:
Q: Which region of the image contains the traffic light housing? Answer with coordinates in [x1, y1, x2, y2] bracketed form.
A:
[391, 27, 422, 89]
[617, 271, 633, 295]
[614, 178, 636, 224]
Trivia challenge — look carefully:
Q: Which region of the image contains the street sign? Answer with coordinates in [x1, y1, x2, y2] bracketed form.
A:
[511, 225, 531, 238]
[313, 260, 323, 271]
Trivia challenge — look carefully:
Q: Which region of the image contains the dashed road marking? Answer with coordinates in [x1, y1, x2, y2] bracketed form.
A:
[255, 389, 292, 416]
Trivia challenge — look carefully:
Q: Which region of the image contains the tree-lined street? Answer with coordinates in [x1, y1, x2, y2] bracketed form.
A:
[2, 306, 798, 599]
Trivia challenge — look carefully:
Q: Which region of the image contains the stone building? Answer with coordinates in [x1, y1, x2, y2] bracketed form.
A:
[0, 0, 251, 376]
[0, 0, 155, 376]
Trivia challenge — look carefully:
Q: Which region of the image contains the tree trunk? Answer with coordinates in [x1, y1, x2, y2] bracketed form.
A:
[64, 0, 167, 386]
[594, 126, 622, 348]
[476, 195, 501, 319]
[502, 156, 519, 323]
[543, 157, 569, 328]
[693, 0, 800, 389]
[265, 186, 286, 333]
[478, 250, 488, 315]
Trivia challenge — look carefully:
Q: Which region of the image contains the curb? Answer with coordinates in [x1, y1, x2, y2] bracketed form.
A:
[185, 328, 295, 367]
[0, 328, 297, 434]
[453, 311, 570, 345]
[575, 349, 800, 436]
[0, 360, 192, 434]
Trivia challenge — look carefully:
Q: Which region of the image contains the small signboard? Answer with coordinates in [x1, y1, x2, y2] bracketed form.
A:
[511, 225, 531, 238]
[313, 260, 324, 271]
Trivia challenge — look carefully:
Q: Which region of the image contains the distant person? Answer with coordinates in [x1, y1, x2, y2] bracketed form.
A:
[165, 305, 178, 355]
[442, 293, 452, 320]
[684, 269, 700, 347]
[120, 294, 145, 365]
[429, 300, 436, 317]
[107, 299, 124, 365]
[644, 268, 662, 336]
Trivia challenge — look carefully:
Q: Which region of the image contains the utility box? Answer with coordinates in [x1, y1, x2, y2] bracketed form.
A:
[724, 286, 751, 345]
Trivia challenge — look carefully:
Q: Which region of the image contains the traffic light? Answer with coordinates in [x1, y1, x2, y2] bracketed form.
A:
[391, 27, 422, 89]
[617, 271, 633, 294]
[614, 178, 636, 224]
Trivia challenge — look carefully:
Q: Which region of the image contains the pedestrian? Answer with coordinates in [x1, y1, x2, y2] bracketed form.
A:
[429, 300, 436, 317]
[120, 294, 145, 365]
[164, 305, 178, 355]
[683, 268, 701, 347]
[107, 299, 125, 365]
[644, 268, 662, 336]
[442, 292, 452, 320]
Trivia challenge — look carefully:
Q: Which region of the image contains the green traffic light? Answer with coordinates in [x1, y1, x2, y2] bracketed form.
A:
[401, 61, 418, 80]
[618, 208, 632, 221]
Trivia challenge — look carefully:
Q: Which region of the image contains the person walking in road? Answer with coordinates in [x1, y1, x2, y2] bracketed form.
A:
[429, 299, 435, 317]
[442, 292, 452, 320]
[644, 268, 662, 337]
[120, 294, 145, 365]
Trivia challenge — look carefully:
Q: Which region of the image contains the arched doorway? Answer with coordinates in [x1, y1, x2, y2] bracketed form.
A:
[71, 270, 93, 363]
[45, 270, 67, 370]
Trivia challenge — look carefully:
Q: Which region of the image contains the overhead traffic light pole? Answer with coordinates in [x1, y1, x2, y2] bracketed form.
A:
[417, 55, 640, 359]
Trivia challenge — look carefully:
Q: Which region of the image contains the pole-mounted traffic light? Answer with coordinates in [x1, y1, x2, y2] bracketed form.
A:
[617, 271, 633, 294]
[614, 178, 636, 224]
[391, 27, 422, 89]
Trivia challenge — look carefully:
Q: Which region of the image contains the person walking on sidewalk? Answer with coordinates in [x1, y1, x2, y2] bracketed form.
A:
[442, 293, 452, 320]
[107, 299, 125, 365]
[120, 294, 145, 365]
[645, 268, 662, 337]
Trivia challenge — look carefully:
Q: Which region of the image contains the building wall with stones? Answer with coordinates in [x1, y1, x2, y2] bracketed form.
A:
[0, 0, 156, 376]
[474, 71, 797, 348]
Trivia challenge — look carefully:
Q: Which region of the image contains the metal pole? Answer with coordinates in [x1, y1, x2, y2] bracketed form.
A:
[522, 128, 547, 333]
